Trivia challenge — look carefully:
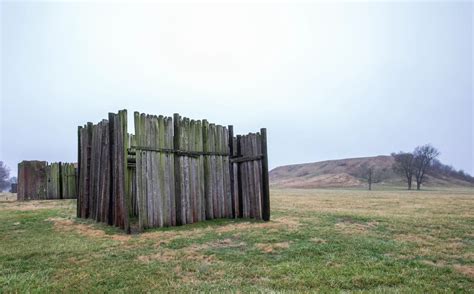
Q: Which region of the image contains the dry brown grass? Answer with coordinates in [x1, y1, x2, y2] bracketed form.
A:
[272, 173, 362, 189]
[137, 238, 245, 265]
[271, 188, 474, 279]
[0, 192, 17, 201]
[48, 217, 131, 242]
[135, 216, 300, 249]
[310, 237, 327, 244]
[417, 261, 474, 278]
[44, 206, 300, 257]
[453, 264, 474, 278]
[0, 199, 74, 211]
[335, 220, 378, 235]
[2, 187, 473, 291]
[270, 188, 474, 219]
[255, 242, 290, 253]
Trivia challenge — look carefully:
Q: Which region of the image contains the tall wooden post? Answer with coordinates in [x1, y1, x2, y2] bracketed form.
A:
[260, 128, 270, 221]
[228, 125, 235, 218]
[108, 113, 115, 226]
[58, 162, 63, 199]
[173, 113, 183, 225]
[236, 135, 243, 218]
[119, 110, 130, 233]
[77, 126, 82, 217]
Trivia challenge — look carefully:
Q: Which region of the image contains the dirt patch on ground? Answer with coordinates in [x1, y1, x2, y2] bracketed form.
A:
[66, 256, 91, 267]
[420, 260, 446, 267]
[453, 264, 474, 278]
[48, 215, 295, 248]
[420, 260, 474, 278]
[139, 217, 300, 247]
[395, 234, 437, 246]
[171, 265, 225, 286]
[255, 242, 290, 253]
[137, 249, 187, 263]
[444, 238, 466, 251]
[47, 217, 131, 242]
[216, 217, 300, 233]
[310, 237, 327, 244]
[462, 252, 474, 260]
[335, 220, 378, 235]
[203, 238, 246, 249]
[396, 236, 469, 262]
[140, 230, 204, 247]
[137, 238, 245, 264]
[173, 265, 199, 285]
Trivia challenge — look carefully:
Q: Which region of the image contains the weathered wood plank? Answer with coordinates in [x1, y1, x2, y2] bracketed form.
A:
[223, 127, 232, 218]
[202, 120, 213, 220]
[251, 134, 262, 219]
[158, 115, 165, 227]
[77, 126, 82, 215]
[228, 126, 235, 218]
[210, 124, 218, 218]
[166, 117, 176, 226]
[173, 114, 183, 225]
[236, 135, 243, 218]
[120, 110, 130, 232]
[196, 120, 205, 221]
[260, 128, 270, 221]
[216, 126, 224, 218]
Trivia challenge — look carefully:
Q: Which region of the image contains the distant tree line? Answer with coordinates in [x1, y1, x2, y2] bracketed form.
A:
[0, 161, 17, 192]
[430, 159, 474, 184]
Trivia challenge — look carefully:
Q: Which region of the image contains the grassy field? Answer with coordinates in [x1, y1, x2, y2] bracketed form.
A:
[0, 188, 473, 292]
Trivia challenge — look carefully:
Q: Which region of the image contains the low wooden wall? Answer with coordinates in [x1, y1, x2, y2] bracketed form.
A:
[18, 161, 77, 200]
[18, 161, 47, 200]
[77, 110, 270, 233]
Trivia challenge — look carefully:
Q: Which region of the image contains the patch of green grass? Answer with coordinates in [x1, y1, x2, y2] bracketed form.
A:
[0, 188, 473, 292]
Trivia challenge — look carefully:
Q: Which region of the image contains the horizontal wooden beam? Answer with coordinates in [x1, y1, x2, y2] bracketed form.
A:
[230, 155, 263, 163]
[128, 146, 229, 158]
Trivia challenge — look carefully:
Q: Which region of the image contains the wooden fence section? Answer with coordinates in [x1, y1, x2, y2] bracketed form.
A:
[77, 111, 129, 232]
[175, 116, 206, 225]
[233, 132, 269, 220]
[77, 109, 270, 232]
[47, 163, 61, 199]
[133, 113, 175, 230]
[61, 163, 77, 199]
[202, 121, 232, 220]
[18, 161, 77, 201]
[18, 161, 47, 200]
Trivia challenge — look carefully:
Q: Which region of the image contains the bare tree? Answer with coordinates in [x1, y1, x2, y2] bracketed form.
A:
[357, 165, 381, 190]
[413, 144, 440, 190]
[391, 152, 415, 190]
[0, 161, 10, 192]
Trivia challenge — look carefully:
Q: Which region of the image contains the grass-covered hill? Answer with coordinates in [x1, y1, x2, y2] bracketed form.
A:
[270, 155, 474, 189]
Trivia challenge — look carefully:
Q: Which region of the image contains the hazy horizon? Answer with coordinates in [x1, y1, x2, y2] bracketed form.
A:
[1, 1, 473, 177]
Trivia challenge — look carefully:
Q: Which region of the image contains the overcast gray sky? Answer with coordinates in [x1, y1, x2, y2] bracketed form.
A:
[1, 0, 473, 177]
